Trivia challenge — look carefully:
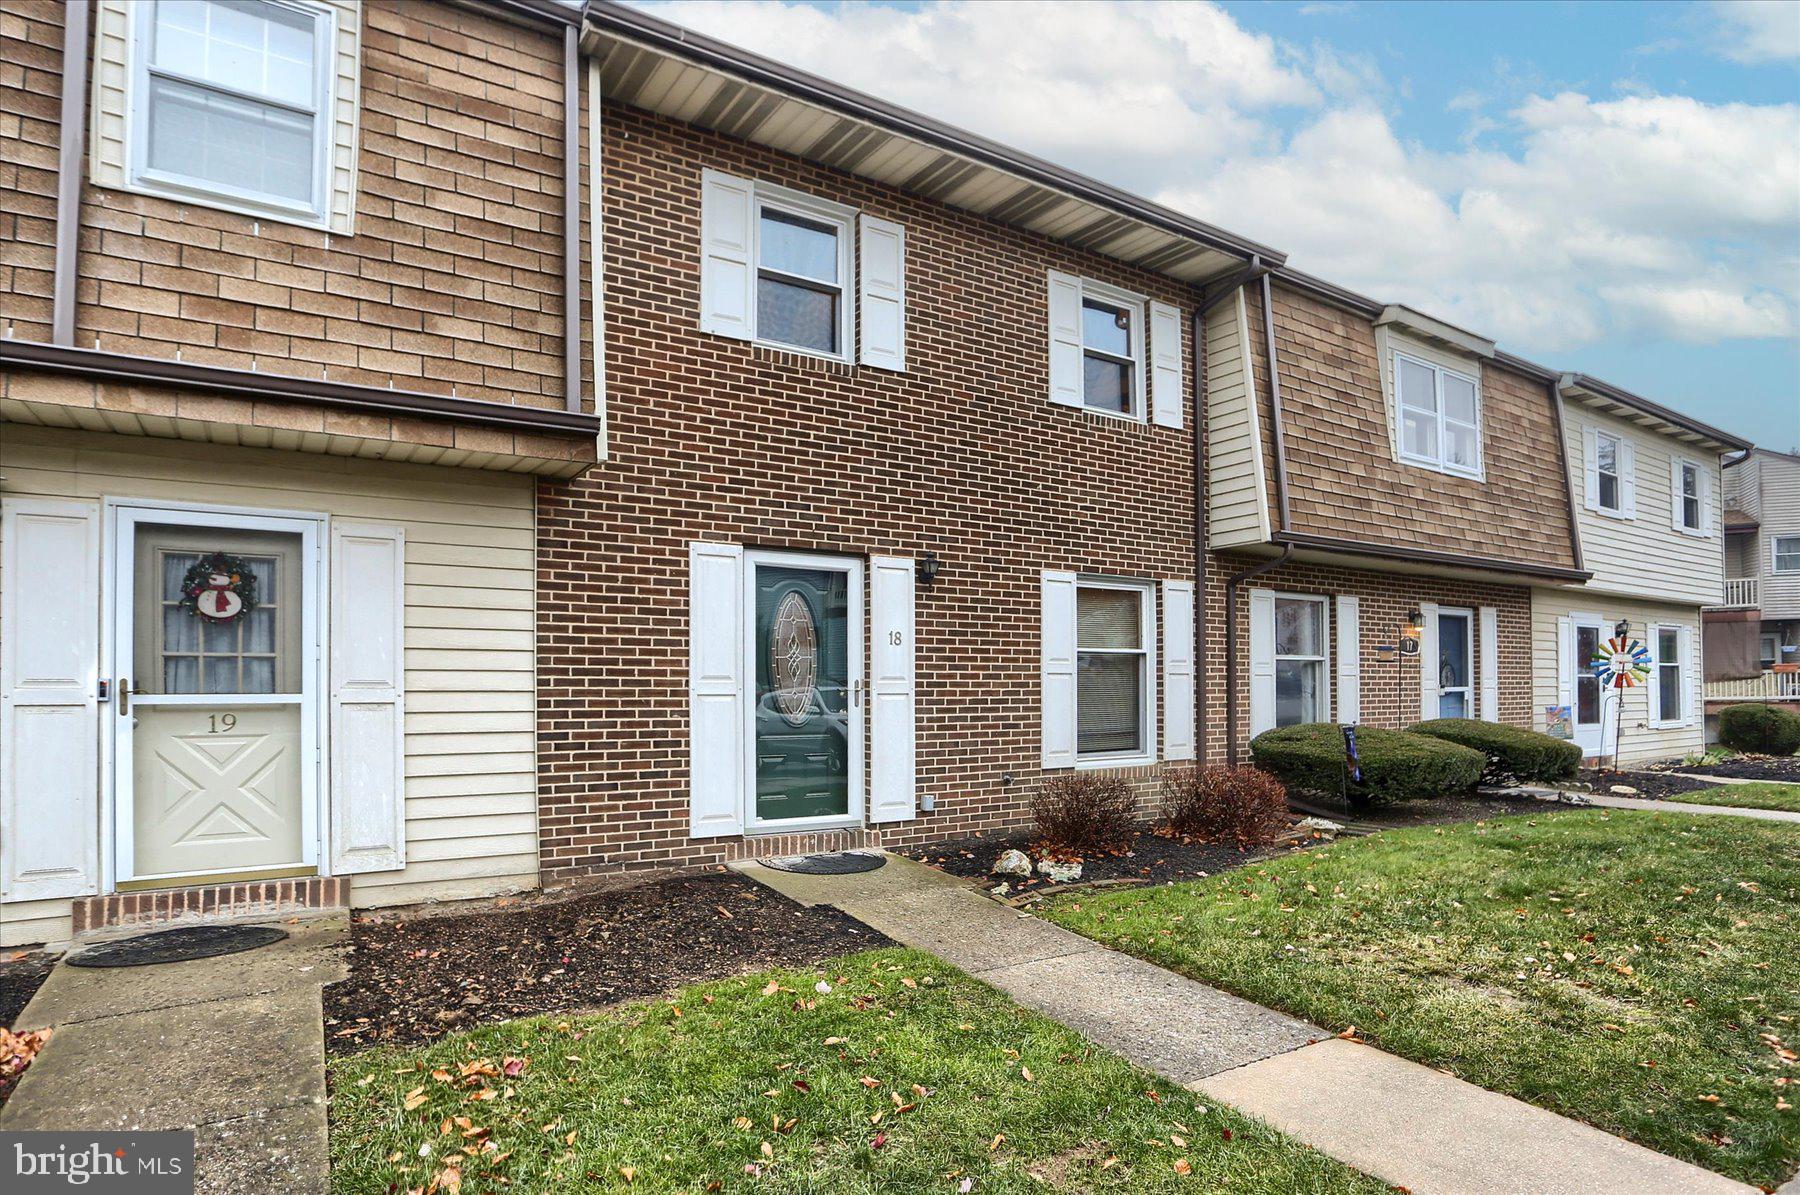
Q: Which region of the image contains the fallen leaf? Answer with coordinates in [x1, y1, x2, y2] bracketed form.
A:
[1173, 1159, 1192, 1176]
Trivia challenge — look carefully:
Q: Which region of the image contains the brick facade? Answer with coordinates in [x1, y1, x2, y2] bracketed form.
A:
[1200, 554, 1535, 763]
[535, 102, 1204, 883]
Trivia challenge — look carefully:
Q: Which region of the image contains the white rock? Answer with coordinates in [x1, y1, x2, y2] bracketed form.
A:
[993, 848, 1033, 877]
[1035, 858, 1082, 883]
[1609, 785, 1639, 796]
[989, 883, 1011, 898]
[1298, 816, 1344, 833]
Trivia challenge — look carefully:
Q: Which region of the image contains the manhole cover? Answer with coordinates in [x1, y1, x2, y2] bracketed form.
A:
[66, 925, 289, 968]
[762, 851, 886, 876]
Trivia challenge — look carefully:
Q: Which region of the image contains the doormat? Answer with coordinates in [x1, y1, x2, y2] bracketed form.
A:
[762, 851, 886, 876]
[66, 925, 289, 968]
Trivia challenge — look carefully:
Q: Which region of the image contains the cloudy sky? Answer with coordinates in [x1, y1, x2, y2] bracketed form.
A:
[640, 0, 1798, 448]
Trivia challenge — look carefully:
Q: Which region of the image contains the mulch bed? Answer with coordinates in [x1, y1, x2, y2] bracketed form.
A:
[323, 872, 891, 1055]
[899, 827, 1295, 897]
[1667, 755, 1800, 783]
[1295, 790, 1557, 830]
[1580, 769, 1722, 800]
[0, 953, 53, 1031]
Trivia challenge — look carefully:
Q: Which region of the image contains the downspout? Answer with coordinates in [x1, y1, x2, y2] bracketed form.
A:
[1195, 259, 1268, 764]
[51, 0, 91, 346]
[562, 22, 582, 412]
[1224, 272, 1296, 765]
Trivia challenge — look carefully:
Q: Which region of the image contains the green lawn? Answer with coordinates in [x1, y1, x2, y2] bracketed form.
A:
[1669, 782, 1800, 813]
[328, 947, 1384, 1194]
[1042, 811, 1800, 1188]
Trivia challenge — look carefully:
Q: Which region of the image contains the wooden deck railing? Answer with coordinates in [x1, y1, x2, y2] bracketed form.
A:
[1706, 670, 1800, 702]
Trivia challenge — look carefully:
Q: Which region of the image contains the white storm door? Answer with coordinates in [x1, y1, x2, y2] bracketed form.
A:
[1569, 617, 1606, 757]
[1433, 608, 1474, 719]
[112, 506, 321, 885]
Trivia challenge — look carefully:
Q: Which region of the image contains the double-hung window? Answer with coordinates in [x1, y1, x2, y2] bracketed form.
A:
[1394, 350, 1481, 476]
[1675, 460, 1703, 533]
[1273, 595, 1328, 727]
[132, 0, 335, 225]
[1775, 536, 1800, 574]
[1595, 431, 1623, 513]
[1652, 625, 1687, 726]
[755, 198, 852, 356]
[1080, 293, 1140, 415]
[1075, 581, 1153, 761]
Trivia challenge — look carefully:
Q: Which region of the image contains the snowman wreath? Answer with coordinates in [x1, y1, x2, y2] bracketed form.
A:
[178, 552, 260, 623]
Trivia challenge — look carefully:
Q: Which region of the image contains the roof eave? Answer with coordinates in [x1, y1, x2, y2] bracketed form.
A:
[1559, 373, 1752, 453]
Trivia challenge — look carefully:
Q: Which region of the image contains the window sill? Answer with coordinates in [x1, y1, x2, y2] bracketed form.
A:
[1074, 752, 1157, 771]
[113, 174, 333, 234]
[1396, 453, 1484, 482]
[1590, 506, 1635, 522]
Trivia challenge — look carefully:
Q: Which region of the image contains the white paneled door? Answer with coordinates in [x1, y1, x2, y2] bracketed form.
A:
[113, 506, 320, 885]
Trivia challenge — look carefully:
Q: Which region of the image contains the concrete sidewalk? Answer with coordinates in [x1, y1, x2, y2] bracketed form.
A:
[0, 920, 346, 1195]
[1580, 792, 1800, 822]
[738, 853, 1753, 1195]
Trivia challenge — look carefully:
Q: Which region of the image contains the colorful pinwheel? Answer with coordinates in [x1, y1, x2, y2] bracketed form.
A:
[1589, 636, 1651, 689]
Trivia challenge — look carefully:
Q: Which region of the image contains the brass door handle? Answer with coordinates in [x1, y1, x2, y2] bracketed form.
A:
[119, 677, 132, 715]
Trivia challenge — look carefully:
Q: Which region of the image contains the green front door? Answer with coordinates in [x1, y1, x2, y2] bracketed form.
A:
[753, 562, 852, 822]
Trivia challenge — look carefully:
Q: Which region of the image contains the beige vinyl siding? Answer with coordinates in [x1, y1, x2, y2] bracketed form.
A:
[1751, 453, 1800, 619]
[1530, 588, 1704, 765]
[88, 0, 363, 234]
[0, 424, 536, 946]
[1205, 289, 1271, 548]
[1565, 403, 1724, 606]
[1725, 454, 1761, 522]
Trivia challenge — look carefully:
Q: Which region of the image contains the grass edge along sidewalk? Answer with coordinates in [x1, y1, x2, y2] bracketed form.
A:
[1669, 782, 1800, 814]
[328, 946, 1386, 1194]
[1041, 810, 1800, 1190]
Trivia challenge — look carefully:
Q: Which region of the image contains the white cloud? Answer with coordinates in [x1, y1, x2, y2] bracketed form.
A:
[641, 0, 1800, 353]
[1710, 0, 1800, 64]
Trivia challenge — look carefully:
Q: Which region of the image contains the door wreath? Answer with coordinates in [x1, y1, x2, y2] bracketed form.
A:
[178, 552, 260, 623]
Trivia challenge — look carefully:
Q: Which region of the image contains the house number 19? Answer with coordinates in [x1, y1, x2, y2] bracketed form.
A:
[208, 713, 238, 733]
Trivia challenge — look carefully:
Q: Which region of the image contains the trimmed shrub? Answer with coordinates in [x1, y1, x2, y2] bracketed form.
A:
[1249, 723, 1484, 805]
[1718, 703, 1800, 755]
[1407, 718, 1582, 784]
[1031, 772, 1137, 854]
[1161, 766, 1290, 848]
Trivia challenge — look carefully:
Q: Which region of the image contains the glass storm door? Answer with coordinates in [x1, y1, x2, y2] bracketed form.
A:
[1571, 619, 1605, 756]
[1435, 610, 1473, 718]
[747, 554, 862, 827]
[114, 509, 318, 885]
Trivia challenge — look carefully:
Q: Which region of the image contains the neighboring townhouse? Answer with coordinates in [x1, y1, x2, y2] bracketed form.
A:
[0, 0, 599, 946]
[1200, 269, 1589, 762]
[534, 4, 1285, 881]
[1716, 449, 1800, 675]
[1534, 378, 1748, 763]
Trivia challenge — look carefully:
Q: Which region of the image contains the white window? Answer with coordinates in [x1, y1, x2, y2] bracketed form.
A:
[1775, 536, 1800, 574]
[130, 0, 335, 225]
[1761, 633, 1779, 668]
[1393, 350, 1481, 476]
[1075, 580, 1155, 763]
[1651, 624, 1689, 727]
[1273, 595, 1329, 728]
[755, 196, 853, 357]
[1080, 290, 1142, 416]
[1595, 431, 1623, 512]
[1676, 461, 1702, 532]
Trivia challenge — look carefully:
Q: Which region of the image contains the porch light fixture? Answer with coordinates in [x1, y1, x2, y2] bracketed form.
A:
[1614, 619, 1630, 639]
[916, 551, 940, 588]
[1402, 608, 1423, 638]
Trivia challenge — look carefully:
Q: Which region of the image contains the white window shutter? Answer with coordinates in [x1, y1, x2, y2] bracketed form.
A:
[1, 498, 100, 902]
[1335, 595, 1360, 725]
[699, 169, 755, 340]
[1582, 426, 1599, 510]
[1647, 626, 1663, 728]
[1149, 300, 1184, 429]
[1161, 580, 1195, 761]
[1620, 439, 1637, 518]
[1668, 457, 1684, 532]
[1248, 588, 1276, 738]
[858, 215, 906, 371]
[1680, 625, 1696, 724]
[1556, 617, 1573, 715]
[1041, 571, 1077, 768]
[1479, 605, 1500, 722]
[1047, 271, 1083, 408]
[1418, 601, 1440, 721]
[330, 522, 407, 875]
[1701, 468, 1715, 536]
[869, 556, 916, 823]
[689, 542, 745, 837]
